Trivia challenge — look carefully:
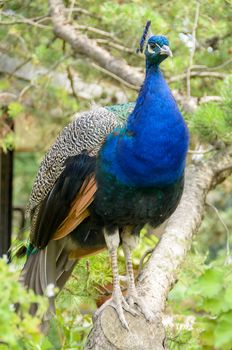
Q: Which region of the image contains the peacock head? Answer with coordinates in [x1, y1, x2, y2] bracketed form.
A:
[145, 35, 172, 66]
[137, 21, 172, 67]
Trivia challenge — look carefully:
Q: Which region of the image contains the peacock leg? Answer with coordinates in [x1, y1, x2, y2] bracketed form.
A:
[94, 227, 135, 329]
[122, 229, 154, 322]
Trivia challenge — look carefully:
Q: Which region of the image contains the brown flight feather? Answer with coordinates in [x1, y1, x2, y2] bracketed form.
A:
[68, 246, 105, 260]
[53, 175, 97, 241]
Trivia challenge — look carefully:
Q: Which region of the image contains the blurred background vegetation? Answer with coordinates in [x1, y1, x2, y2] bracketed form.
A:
[0, 0, 232, 349]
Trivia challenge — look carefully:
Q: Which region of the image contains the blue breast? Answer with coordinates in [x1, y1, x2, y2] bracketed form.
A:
[99, 66, 189, 187]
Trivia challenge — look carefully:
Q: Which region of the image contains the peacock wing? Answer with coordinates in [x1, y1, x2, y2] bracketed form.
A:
[27, 107, 120, 243]
[31, 153, 96, 249]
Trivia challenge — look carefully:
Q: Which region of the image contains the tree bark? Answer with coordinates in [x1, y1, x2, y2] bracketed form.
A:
[84, 146, 232, 350]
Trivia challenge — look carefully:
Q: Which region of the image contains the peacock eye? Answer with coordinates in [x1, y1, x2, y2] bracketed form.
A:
[149, 43, 157, 50]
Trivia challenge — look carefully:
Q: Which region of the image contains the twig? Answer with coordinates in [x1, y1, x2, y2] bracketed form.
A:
[35, 16, 52, 24]
[67, 0, 75, 22]
[63, 286, 77, 296]
[8, 57, 32, 79]
[71, 273, 79, 282]
[1, 11, 49, 22]
[208, 58, 232, 71]
[96, 38, 134, 54]
[67, 65, 79, 100]
[192, 64, 208, 69]
[94, 286, 112, 297]
[74, 24, 122, 44]
[138, 248, 154, 276]
[45, 53, 70, 74]
[186, 1, 200, 99]
[64, 7, 100, 19]
[193, 58, 232, 71]
[0, 92, 17, 106]
[206, 201, 231, 260]
[169, 71, 228, 83]
[0, 17, 50, 29]
[91, 62, 139, 90]
[199, 95, 223, 104]
[188, 147, 215, 155]
[18, 83, 34, 102]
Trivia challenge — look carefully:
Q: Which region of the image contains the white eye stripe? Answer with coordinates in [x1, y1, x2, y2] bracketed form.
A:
[148, 42, 162, 53]
[148, 44, 155, 53]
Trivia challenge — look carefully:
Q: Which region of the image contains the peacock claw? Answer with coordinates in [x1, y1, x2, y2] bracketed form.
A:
[94, 287, 138, 329]
[126, 291, 154, 322]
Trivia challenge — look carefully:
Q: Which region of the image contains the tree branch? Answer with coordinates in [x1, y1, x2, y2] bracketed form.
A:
[0, 12, 51, 29]
[49, 0, 142, 87]
[168, 71, 228, 83]
[48, 0, 201, 113]
[84, 146, 232, 349]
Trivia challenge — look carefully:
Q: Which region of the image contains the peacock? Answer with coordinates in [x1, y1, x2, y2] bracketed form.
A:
[19, 22, 189, 329]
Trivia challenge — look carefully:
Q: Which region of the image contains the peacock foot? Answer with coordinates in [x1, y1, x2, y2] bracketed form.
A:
[126, 289, 154, 322]
[94, 286, 138, 329]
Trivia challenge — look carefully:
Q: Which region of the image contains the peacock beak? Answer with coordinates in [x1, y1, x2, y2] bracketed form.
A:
[160, 45, 173, 57]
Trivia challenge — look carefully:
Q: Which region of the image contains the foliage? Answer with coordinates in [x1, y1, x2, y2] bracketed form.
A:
[8, 101, 24, 119]
[167, 182, 232, 349]
[189, 78, 232, 143]
[0, 130, 15, 152]
[13, 152, 43, 207]
[43, 303, 92, 349]
[168, 245, 232, 350]
[0, 257, 47, 349]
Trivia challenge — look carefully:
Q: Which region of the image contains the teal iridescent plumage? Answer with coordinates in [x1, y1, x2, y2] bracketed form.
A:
[106, 102, 135, 124]
[26, 242, 38, 256]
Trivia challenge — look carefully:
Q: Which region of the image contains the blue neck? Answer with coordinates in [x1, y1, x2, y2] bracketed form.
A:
[99, 62, 189, 187]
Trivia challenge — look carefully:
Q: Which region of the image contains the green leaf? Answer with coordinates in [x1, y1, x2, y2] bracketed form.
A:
[224, 283, 232, 309]
[190, 268, 225, 298]
[201, 295, 231, 315]
[0, 131, 15, 152]
[40, 337, 53, 350]
[214, 311, 232, 349]
[0, 258, 47, 347]
[197, 319, 216, 347]
[8, 102, 24, 119]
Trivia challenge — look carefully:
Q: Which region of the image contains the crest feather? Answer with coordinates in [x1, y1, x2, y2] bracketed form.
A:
[136, 20, 151, 54]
